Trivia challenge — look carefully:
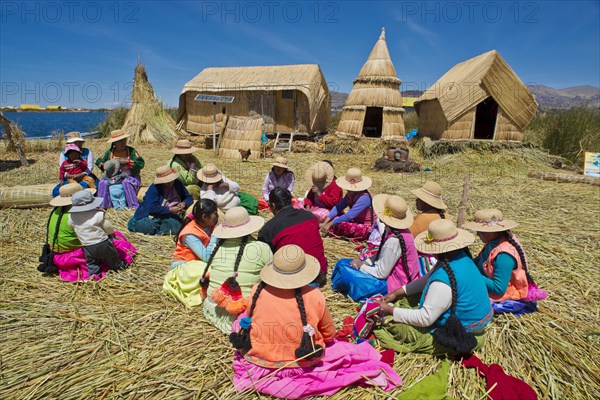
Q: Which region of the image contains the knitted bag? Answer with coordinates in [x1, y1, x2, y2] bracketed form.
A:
[353, 295, 384, 342]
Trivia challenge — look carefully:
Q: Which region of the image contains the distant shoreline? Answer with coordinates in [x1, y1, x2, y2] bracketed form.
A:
[0, 108, 110, 113]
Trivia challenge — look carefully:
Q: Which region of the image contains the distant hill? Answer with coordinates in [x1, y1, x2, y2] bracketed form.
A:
[330, 85, 600, 111]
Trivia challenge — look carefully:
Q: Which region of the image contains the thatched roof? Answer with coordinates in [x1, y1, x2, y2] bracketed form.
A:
[180, 64, 329, 120]
[415, 50, 538, 129]
[122, 63, 179, 145]
[342, 28, 403, 109]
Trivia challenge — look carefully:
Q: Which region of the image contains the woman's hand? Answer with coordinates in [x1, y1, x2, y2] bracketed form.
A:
[168, 206, 181, 214]
[118, 157, 129, 165]
[375, 300, 395, 316]
[349, 258, 363, 269]
[383, 287, 406, 303]
[319, 220, 333, 236]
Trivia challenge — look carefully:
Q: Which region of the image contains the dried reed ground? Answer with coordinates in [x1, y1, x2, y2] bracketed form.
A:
[1, 138, 599, 399]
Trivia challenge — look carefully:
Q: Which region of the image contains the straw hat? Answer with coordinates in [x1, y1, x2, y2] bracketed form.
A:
[271, 156, 290, 170]
[260, 245, 320, 289]
[373, 194, 414, 230]
[49, 183, 96, 207]
[305, 161, 334, 188]
[66, 131, 84, 143]
[462, 209, 518, 232]
[171, 139, 199, 154]
[415, 219, 475, 255]
[154, 166, 179, 185]
[64, 143, 82, 154]
[197, 164, 223, 184]
[411, 181, 447, 210]
[106, 129, 131, 144]
[336, 168, 372, 191]
[69, 190, 104, 213]
[212, 207, 265, 239]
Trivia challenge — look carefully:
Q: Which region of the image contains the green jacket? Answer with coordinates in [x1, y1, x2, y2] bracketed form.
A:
[168, 155, 201, 186]
[48, 207, 81, 253]
[96, 146, 145, 176]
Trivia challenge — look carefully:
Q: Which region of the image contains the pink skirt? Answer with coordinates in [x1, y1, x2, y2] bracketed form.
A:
[330, 222, 372, 242]
[292, 201, 331, 223]
[53, 231, 137, 282]
[232, 340, 401, 399]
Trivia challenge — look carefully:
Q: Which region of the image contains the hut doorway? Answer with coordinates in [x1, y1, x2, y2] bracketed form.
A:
[363, 107, 383, 137]
[473, 97, 499, 139]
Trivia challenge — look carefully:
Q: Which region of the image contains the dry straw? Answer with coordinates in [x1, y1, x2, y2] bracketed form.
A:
[0, 140, 598, 399]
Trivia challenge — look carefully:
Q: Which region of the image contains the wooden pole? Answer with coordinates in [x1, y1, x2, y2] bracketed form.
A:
[528, 171, 600, 186]
[0, 112, 29, 167]
[456, 173, 471, 227]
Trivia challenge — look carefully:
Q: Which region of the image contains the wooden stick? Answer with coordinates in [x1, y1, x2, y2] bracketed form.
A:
[456, 173, 471, 227]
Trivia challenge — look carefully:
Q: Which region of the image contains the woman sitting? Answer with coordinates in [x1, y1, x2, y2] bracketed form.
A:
[200, 207, 272, 333]
[319, 168, 374, 242]
[230, 245, 401, 399]
[168, 139, 202, 200]
[463, 209, 546, 305]
[258, 188, 328, 287]
[171, 199, 219, 269]
[374, 219, 493, 356]
[41, 183, 136, 282]
[128, 166, 193, 235]
[258, 156, 294, 211]
[332, 195, 421, 302]
[409, 181, 449, 237]
[300, 160, 343, 222]
[55, 143, 96, 191]
[197, 164, 241, 212]
[53, 132, 96, 196]
[95, 129, 145, 209]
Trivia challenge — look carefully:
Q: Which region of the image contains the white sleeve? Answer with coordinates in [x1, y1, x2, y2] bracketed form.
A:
[202, 187, 217, 201]
[359, 236, 401, 279]
[225, 177, 240, 193]
[59, 151, 66, 167]
[86, 150, 94, 173]
[392, 281, 452, 327]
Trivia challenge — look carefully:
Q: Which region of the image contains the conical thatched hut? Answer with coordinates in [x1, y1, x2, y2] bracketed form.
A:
[336, 28, 405, 140]
[178, 64, 330, 135]
[121, 63, 179, 145]
[415, 50, 538, 141]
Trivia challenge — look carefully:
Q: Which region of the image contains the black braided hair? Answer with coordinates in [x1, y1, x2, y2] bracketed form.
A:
[505, 231, 535, 284]
[432, 258, 477, 354]
[268, 187, 293, 211]
[173, 199, 217, 243]
[229, 281, 266, 351]
[375, 227, 412, 283]
[221, 236, 250, 293]
[199, 238, 224, 289]
[294, 288, 324, 360]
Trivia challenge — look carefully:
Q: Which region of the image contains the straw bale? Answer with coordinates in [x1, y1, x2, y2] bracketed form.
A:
[1, 140, 599, 400]
[0, 183, 54, 208]
[218, 116, 263, 160]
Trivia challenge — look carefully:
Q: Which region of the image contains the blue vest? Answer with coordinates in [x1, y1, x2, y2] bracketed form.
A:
[420, 251, 493, 333]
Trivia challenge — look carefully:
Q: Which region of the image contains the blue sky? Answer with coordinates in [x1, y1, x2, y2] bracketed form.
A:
[1, 1, 599, 108]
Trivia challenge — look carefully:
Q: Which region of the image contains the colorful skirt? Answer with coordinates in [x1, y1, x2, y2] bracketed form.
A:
[97, 175, 141, 209]
[330, 222, 372, 242]
[331, 258, 388, 302]
[292, 201, 330, 222]
[162, 260, 205, 307]
[53, 232, 137, 282]
[232, 340, 402, 399]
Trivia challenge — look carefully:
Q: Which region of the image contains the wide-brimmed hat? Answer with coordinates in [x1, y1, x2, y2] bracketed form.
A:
[271, 156, 291, 170]
[212, 207, 265, 239]
[103, 159, 121, 178]
[64, 143, 82, 154]
[411, 181, 447, 210]
[154, 166, 179, 185]
[49, 183, 96, 207]
[305, 161, 334, 189]
[171, 139, 199, 154]
[69, 190, 103, 213]
[106, 129, 131, 144]
[260, 244, 320, 289]
[336, 168, 372, 191]
[373, 194, 414, 230]
[197, 164, 223, 184]
[415, 219, 475, 255]
[65, 131, 85, 143]
[462, 209, 518, 232]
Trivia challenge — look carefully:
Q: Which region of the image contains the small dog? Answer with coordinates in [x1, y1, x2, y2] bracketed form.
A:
[239, 148, 251, 161]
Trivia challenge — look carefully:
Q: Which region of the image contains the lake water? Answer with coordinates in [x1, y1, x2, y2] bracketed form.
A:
[1, 111, 108, 139]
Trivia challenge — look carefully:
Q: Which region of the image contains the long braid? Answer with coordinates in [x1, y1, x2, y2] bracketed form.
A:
[199, 238, 224, 292]
[505, 231, 535, 284]
[232, 236, 249, 277]
[438, 260, 457, 313]
[436, 209, 446, 219]
[294, 288, 324, 360]
[229, 281, 265, 351]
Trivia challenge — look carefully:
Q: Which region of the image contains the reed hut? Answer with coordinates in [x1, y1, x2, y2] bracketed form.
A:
[122, 63, 179, 145]
[336, 28, 406, 140]
[178, 64, 330, 135]
[217, 116, 263, 160]
[415, 50, 538, 141]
